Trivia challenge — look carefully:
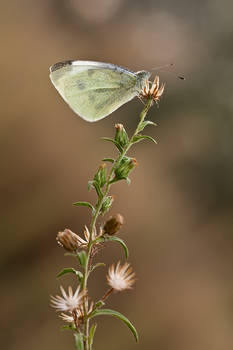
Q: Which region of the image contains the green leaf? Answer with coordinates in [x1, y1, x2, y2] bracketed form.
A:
[74, 333, 84, 350]
[57, 268, 83, 282]
[93, 181, 103, 199]
[89, 262, 106, 274]
[103, 235, 129, 259]
[90, 309, 138, 342]
[73, 201, 95, 213]
[87, 180, 103, 199]
[89, 323, 97, 349]
[138, 120, 157, 132]
[61, 324, 75, 331]
[132, 134, 157, 144]
[77, 251, 87, 268]
[101, 137, 123, 153]
[102, 158, 115, 163]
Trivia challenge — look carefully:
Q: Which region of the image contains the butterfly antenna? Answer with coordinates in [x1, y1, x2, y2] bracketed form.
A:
[151, 63, 185, 80]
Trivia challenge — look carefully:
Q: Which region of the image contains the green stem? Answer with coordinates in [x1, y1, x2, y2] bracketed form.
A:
[81, 97, 152, 350]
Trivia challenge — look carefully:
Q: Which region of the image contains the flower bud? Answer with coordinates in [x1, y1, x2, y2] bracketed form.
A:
[103, 214, 124, 235]
[57, 229, 81, 252]
[94, 163, 107, 188]
[114, 156, 138, 180]
[114, 123, 129, 148]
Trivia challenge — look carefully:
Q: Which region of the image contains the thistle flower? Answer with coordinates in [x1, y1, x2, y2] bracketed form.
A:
[140, 76, 165, 105]
[50, 285, 85, 312]
[107, 262, 135, 292]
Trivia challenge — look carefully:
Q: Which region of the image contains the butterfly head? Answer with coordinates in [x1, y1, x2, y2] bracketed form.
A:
[136, 70, 151, 91]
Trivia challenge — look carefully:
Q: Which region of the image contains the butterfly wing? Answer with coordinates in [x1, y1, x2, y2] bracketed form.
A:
[50, 61, 140, 122]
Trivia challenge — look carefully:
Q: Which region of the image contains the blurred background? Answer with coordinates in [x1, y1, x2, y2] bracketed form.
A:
[1, 0, 233, 349]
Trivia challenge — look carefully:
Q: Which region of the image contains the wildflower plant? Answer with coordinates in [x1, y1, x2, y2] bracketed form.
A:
[50, 75, 165, 350]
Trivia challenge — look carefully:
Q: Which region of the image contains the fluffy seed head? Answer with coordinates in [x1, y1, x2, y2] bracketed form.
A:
[107, 261, 135, 292]
[50, 285, 86, 312]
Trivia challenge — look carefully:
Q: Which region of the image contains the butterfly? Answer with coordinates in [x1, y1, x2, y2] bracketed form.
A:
[49, 60, 151, 122]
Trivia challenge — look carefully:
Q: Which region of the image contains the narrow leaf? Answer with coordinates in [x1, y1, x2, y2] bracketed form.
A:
[101, 137, 123, 153]
[89, 323, 97, 349]
[140, 135, 157, 143]
[73, 201, 95, 213]
[77, 251, 87, 268]
[74, 333, 84, 350]
[103, 235, 129, 259]
[90, 309, 138, 342]
[138, 120, 157, 132]
[90, 262, 106, 274]
[132, 134, 157, 144]
[102, 158, 115, 163]
[57, 268, 83, 282]
[93, 181, 103, 199]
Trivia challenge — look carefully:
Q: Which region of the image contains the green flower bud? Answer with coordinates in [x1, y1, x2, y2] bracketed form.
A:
[114, 157, 137, 180]
[94, 163, 107, 188]
[114, 123, 129, 148]
[100, 196, 114, 215]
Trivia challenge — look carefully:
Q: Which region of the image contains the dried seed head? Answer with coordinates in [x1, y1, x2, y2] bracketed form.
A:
[103, 214, 124, 235]
[50, 285, 86, 312]
[107, 261, 136, 291]
[140, 75, 165, 105]
[56, 229, 87, 252]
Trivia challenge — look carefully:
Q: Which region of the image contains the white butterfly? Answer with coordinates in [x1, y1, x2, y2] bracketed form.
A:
[49, 60, 151, 122]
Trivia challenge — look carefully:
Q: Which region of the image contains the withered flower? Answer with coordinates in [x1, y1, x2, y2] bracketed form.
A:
[56, 229, 86, 252]
[140, 76, 165, 105]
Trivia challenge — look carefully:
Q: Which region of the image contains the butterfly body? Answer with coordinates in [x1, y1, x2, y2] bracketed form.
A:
[50, 60, 151, 122]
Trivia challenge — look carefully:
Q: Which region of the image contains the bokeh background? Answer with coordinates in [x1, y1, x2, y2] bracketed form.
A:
[1, 0, 233, 349]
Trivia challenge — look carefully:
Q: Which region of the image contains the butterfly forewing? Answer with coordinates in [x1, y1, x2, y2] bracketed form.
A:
[50, 61, 147, 122]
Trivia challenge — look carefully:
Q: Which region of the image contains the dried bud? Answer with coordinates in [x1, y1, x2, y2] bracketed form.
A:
[114, 123, 129, 148]
[103, 214, 124, 235]
[57, 229, 82, 252]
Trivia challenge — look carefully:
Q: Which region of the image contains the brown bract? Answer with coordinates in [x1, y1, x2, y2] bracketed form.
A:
[140, 76, 165, 106]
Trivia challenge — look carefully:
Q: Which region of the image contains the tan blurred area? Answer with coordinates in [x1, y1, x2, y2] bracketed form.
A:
[1, 0, 233, 349]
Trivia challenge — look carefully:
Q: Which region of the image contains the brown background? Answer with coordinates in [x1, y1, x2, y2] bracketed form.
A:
[1, 1, 233, 349]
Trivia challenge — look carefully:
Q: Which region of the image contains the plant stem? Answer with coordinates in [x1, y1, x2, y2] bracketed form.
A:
[82, 97, 152, 350]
